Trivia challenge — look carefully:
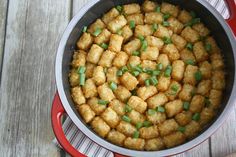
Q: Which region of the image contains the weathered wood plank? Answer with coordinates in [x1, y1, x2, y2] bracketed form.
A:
[72, 0, 88, 17]
[175, 140, 210, 157]
[210, 105, 236, 157]
[0, 0, 8, 81]
[0, 0, 71, 156]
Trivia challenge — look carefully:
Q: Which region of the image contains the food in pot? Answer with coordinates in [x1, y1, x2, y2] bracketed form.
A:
[69, 0, 225, 151]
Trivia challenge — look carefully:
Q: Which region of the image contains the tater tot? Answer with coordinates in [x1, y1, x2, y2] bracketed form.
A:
[85, 62, 95, 78]
[123, 38, 141, 55]
[180, 48, 196, 63]
[138, 73, 150, 85]
[145, 138, 165, 151]
[147, 93, 168, 109]
[162, 44, 180, 61]
[183, 65, 198, 85]
[190, 95, 205, 113]
[98, 50, 116, 67]
[78, 104, 95, 123]
[181, 27, 200, 43]
[193, 41, 209, 62]
[120, 72, 139, 90]
[94, 28, 111, 45]
[142, 0, 158, 13]
[126, 13, 144, 25]
[144, 12, 163, 24]
[179, 84, 195, 101]
[158, 119, 179, 136]
[146, 36, 164, 50]
[212, 70, 225, 90]
[123, 3, 141, 15]
[209, 89, 222, 109]
[93, 66, 106, 85]
[141, 60, 156, 70]
[109, 99, 125, 116]
[171, 34, 187, 51]
[114, 85, 132, 102]
[106, 67, 120, 84]
[147, 111, 166, 124]
[127, 109, 145, 125]
[134, 25, 153, 37]
[165, 99, 183, 118]
[121, 25, 133, 42]
[108, 15, 127, 33]
[157, 75, 171, 92]
[168, 17, 184, 34]
[139, 126, 159, 139]
[71, 87, 86, 106]
[137, 86, 158, 100]
[69, 69, 80, 87]
[88, 19, 106, 35]
[163, 132, 186, 148]
[199, 61, 212, 79]
[141, 46, 159, 60]
[157, 54, 170, 69]
[165, 81, 182, 101]
[107, 130, 126, 146]
[91, 117, 110, 138]
[88, 97, 106, 115]
[117, 121, 136, 137]
[128, 56, 141, 66]
[128, 96, 147, 113]
[205, 36, 221, 53]
[71, 50, 87, 68]
[97, 83, 115, 101]
[77, 33, 93, 50]
[101, 107, 120, 128]
[113, 51, 129, 68]
[82, 78, 97, 98]
[154, 24, 171, 38]
[108, 34, 124, 52]
[210, 52, 224, 70]
[192, 23, 210, 37]
[102, 8, 120, 24]
[87, 44, 104, 64]
[124, 137, 145, 150]
[199, 108, 215, 126]
[161, 2, 179, 17]
[184, 121, 201, 139]
[175, 111, 192, 126]
[172, 60, 185, 81]
[178, 10, 192, 24]
[197, 80, 212, 96]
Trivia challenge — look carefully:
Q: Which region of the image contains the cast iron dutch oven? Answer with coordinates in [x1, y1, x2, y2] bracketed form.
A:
[51, 0, 236, 156]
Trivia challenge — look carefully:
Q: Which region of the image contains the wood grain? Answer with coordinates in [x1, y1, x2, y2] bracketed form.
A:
[72, 0, 88, 18]
[0, 0, 71, 156]
[0, 0, 8, 80]
[176, 140, 210, 157]
[210, 105, 236, 157]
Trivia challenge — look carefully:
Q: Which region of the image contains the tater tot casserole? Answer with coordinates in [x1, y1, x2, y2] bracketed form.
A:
[68, 1, 225, 151]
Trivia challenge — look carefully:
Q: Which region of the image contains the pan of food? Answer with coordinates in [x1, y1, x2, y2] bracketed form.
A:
[51, 0, 236, 156]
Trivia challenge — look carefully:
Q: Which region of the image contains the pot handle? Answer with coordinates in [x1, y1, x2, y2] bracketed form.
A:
[51, 92, 127, 157]
[51, 92, 86, 157]
[225, 0, 236, 36]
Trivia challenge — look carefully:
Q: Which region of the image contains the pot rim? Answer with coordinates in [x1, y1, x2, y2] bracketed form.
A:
[55, 0, 236, 156]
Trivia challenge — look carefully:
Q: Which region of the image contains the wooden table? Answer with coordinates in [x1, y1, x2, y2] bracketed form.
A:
[0, 0, 235, 157]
